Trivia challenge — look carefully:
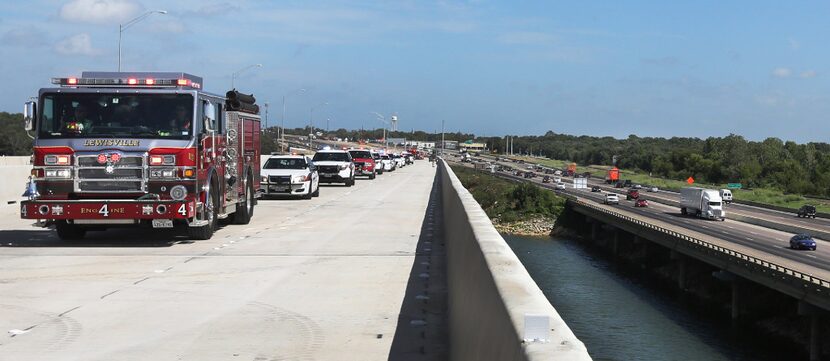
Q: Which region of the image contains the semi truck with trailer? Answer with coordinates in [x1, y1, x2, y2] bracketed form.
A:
[680, 187, 726, 221]
[20, 71, 262, 240]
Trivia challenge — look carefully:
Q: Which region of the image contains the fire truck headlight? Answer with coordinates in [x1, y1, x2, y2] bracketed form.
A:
[142, 205, 154, 215]
[162, 169, 175, 178]
[45, 168, 71, 178]
[170, 185, 187, 201]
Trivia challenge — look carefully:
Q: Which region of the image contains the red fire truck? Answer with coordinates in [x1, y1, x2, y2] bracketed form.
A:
[20, 71, 261, 240]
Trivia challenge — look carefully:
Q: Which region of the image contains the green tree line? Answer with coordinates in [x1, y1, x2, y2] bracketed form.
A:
[480, 132, 830, 197]
[0, 112, 31, 156]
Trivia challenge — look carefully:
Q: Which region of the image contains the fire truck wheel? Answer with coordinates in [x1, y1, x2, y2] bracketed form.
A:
[232, 174, 254, 224]
[189, 183, 218, 240]
[56, 221, 86, 240]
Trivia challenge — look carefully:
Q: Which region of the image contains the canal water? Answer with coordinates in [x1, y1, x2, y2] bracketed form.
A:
[504, 234, 792, 361]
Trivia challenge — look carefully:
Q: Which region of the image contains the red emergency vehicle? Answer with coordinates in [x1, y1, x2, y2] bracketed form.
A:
[20, 72, 261, 240]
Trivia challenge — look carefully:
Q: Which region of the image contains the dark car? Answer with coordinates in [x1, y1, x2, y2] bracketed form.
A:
[626, 189, 640, 200]
[523, 172, 532, 179]
[542, 175, 552, 183]
[634, 199, 649, 207]
[614, 181, 625, 188]
[591, 186, 601, 192]
[797, 205, 817, 218]
[790, 234, 817, 250]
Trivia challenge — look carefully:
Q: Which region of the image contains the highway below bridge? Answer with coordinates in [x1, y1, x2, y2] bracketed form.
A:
[0, 160, 591, 361]
[452, 153, 830, 360]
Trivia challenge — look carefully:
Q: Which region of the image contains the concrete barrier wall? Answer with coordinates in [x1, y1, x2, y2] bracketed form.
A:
[439, 160, 592, 361]
[0, 156, 31, 207]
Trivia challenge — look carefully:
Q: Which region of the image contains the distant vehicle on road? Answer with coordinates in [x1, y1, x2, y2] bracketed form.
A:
[680, 187, 726, 221]
[555, 182, 566, 190]
[790, 234, 817, 251]
[632, 184, 642, 189]
[720, 189, 733, 204]
[797, 205, 817, 219]
[347, 149, 377, 179]
[370, 151, 384, 175]
[591, 186, 602, 192]
[634, 199, 649, 207]
[261, 155, 319, 199]
[647, 186, 659, 192]
[604, 194, 620, 205]
[626, 189, 640, 200]
[542, 175, 551, 183]
[313, 150, 356, 186]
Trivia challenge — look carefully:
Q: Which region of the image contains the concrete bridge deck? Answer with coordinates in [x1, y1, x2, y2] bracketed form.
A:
[0, 163, 446, 360]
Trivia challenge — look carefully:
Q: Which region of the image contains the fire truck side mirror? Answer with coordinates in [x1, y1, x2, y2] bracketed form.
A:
[23, 101, 36, 131]
[203, 101, 216, 133]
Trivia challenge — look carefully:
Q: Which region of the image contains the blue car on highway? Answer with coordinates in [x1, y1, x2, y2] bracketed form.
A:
[789, 234, 817, 251]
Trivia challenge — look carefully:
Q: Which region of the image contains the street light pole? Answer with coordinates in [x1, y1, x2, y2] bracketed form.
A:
[309, 101, 328, 150]
[118, 10, 167, 72]
[281, 88, 305, 154]
[230, 63, 262, 89]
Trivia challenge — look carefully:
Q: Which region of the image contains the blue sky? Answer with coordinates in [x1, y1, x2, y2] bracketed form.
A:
[1, 1, 828, 142]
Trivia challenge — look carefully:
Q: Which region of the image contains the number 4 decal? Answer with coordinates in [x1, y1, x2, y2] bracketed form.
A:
[99, 204, 109, 217]
[178, 204, 187, 216]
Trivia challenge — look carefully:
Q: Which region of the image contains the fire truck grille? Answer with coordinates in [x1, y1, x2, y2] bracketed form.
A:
[269, 176, 290, 184]
[76, 155, 145, 193]
[317, 165, 339, 174]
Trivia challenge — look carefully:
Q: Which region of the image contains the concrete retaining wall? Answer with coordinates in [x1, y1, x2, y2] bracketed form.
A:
[0, 156, 31, 207]
[439, 160, 591, 361]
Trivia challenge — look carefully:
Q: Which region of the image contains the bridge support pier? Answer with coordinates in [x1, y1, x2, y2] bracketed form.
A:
[671, 250, 687, 290]
[612, 229, 620, 257]
[798, 301, 824, 361]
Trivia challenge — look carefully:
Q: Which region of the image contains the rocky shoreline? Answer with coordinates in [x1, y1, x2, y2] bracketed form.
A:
[492, 216, 555, 236]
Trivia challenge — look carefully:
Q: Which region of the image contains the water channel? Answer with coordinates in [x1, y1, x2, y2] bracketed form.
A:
[505, 234, 796, 361]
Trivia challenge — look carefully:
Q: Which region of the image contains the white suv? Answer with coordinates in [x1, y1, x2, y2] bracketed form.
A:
[313, 150, 355, 186]
[604, 193, 620, 205]
[261, 155, 319, 199]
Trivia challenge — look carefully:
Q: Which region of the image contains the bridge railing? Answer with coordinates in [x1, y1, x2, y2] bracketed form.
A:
[438, 159, 592, 361]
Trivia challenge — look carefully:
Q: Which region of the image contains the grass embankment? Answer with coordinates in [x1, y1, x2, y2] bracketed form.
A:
[450, 165, 565, 235]
[505, 155, 830, 213]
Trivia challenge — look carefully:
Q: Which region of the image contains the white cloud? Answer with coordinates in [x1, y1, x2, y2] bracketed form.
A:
[1, 27, 49, 47]
[788, 38, 800, 50]
[800, 70, 818, 79]
[772, 67, 791, 78]
[54, 33, 101, 56]
[59, 0, 142, 24]
[496, 31, 558, 45]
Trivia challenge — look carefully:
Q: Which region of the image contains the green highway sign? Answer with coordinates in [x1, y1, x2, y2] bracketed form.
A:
[727, 183, 742, 189]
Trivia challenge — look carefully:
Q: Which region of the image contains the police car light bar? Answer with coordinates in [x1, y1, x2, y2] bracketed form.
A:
[51, 71, 203, 89]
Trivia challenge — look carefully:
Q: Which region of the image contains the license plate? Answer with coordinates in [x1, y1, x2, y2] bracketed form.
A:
[322, 173, 335, 177]
[152, 219, 174, 228]
[271, 185, 289, 191]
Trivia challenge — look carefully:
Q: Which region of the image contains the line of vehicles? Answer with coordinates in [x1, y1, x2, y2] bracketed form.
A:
[472, 154, 822, 252]
[17, 70, 425, 242]
[260, 148, 417, 199]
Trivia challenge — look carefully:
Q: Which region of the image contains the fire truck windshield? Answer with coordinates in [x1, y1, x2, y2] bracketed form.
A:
[38, 93, 195, 139]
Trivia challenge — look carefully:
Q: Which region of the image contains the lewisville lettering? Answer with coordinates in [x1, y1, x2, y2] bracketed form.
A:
[83, 139, 141, 147]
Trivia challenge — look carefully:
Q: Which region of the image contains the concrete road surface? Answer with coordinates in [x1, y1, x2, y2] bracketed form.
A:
[0, 162, 444, 361]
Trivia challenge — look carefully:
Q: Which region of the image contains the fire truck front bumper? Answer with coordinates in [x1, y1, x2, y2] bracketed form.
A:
[21, 199, 196, 222]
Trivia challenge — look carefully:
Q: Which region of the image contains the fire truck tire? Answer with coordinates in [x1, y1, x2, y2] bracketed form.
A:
[232, 174, 254, 225]
[189, 182, 218, 240]
[56, 221, 86, 240]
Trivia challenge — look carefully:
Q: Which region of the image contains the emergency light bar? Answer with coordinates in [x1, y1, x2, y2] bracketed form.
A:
[51, 71, 203, 89]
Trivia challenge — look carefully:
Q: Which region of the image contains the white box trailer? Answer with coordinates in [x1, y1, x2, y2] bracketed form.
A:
[680, 187, 726, 221]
